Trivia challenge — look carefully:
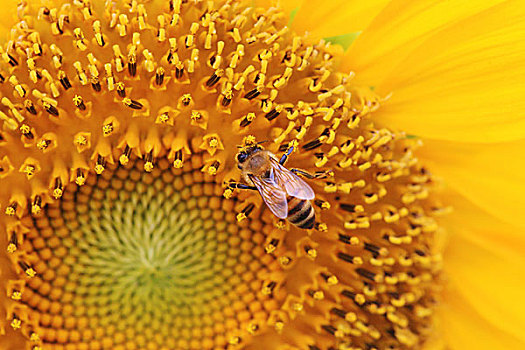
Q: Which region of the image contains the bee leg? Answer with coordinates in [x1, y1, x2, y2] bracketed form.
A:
[279, 145, 295, 165]
[291, 168, 332, 179]
[228, 182, 257, 191]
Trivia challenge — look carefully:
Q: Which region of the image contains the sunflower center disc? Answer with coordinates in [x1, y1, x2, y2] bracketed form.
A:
[23, 157, 276, 349]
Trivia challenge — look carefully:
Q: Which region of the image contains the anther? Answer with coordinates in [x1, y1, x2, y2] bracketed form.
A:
[31, 195, 42, 214]
[247, 323, 260, 335]
[143, 49, 155, 72]
[244, 87, 261, 100]
[93, 20, 105, 46]
[36, 139, 51, 151]
[223, 187, 233, 199]
[20, 125, 34, 140]
[320, 272, 338, 285]
[314, 199, 331, 210]
[154, 111, 171, 124]
[11, 290, 21, 300]
[339, 203, 357, 212]
[3, 52, 19, 67]
[338, 234, 359, 245]
[5, 202, 17, 216]
[116, 82, 126, 97]
[264, 107, 280, 121]
[302, 138, 323, 151]
[356, 268, 380, 282]
[265, 239, 279, 253]
[75, 169, 86, 185]
[315, 222, 328, 232]
[175, 63, 184, 79]
[53, 177, 63, 199]
[262, 281, 277, 295]
[128, 52, 137, 76]
[292, 302, 304, 312]
[221, 90, 233, 107]
[19, 261, 36, 277]
[155, 67, 165, 85]
[207, 160, 220, 175]
[279, 256, 291, 266]
[123, 98, 143, 110]
[341, 290, 363, 305]
[330, 308, 348, 320]
[229, 336, 241, 346]
[24, 100, 37, 115]
[157, 15, 166, 42]
[237, 203, 255, 221]
[144, 151, 154, 172]
[22, 164, 36, 178]
[364, 243, 387, 257]
[7, 233, 18, 253]
[304, 246, 317, 259]
[29, 332, 40, 342]
[112, 45, 125, 72]
[321, 325, 337, 336]
[337, 252, 363, 265]
[95, 155, 106, 174]
[308, 290, 324, 300]
[240, 112, 256, 127]
[91, 77, 101, 92]
[43, 101, 59, 116]
[73, 95, 86, 110]
[181, 94, 192, 107]
[73, 61, 88, 85]
[205, 70, 222, 87]
[11, 315, 21, 330]
[173, 150, 183, 168]
[167, 38, 177, 62]
[102, 122, 114, 136]
[119, 145, 132, 165]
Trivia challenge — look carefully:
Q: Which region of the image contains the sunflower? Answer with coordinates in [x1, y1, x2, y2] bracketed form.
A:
[0, 0, 523, 349]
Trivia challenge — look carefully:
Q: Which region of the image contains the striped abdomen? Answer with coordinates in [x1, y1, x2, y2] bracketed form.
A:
[287, 196, 315, 229]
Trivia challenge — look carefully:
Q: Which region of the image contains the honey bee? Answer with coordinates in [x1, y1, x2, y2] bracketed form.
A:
[231, 143, 317, 229]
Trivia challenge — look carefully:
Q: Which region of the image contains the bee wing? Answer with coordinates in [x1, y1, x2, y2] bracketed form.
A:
[270, 158, 315, 200]
[250, 174, 289, 219]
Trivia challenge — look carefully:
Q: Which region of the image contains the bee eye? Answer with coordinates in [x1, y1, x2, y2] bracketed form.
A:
[237, 152, 247, 163]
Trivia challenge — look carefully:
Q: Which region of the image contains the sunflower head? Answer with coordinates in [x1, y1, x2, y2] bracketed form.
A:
[0, 1, 445, 349]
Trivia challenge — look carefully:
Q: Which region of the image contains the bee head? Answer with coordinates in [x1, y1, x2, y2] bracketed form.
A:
[237, 151, 248, 163]
[236, 145, 263, 169]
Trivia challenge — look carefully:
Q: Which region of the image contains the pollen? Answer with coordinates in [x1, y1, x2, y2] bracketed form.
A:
[0, 1, 444, 349]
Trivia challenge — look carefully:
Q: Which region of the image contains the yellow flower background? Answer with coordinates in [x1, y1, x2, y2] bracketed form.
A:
[0, 0, 523, 349]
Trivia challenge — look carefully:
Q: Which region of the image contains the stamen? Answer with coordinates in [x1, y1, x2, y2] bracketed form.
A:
[237, 203, 255, 221]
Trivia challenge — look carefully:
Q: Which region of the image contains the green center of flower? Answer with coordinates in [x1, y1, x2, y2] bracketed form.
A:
[74, 163, 228, 321]
[20, 157, 278, 348]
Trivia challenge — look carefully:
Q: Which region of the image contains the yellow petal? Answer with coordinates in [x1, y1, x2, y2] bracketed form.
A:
[438, 287, 525, 349]
[441, 190, 525, 256]
[254, 0, 303, 18]
[0, 2, 17, 41]
[342, 0, 508, 86]
[441, 229, 525, 346]
[420, 138, 525, 229]
[292, 0, 390, 40]
[343, 0, 525, 142]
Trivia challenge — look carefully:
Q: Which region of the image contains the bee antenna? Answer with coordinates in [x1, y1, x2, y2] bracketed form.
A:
[257, 140, 269, 145]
